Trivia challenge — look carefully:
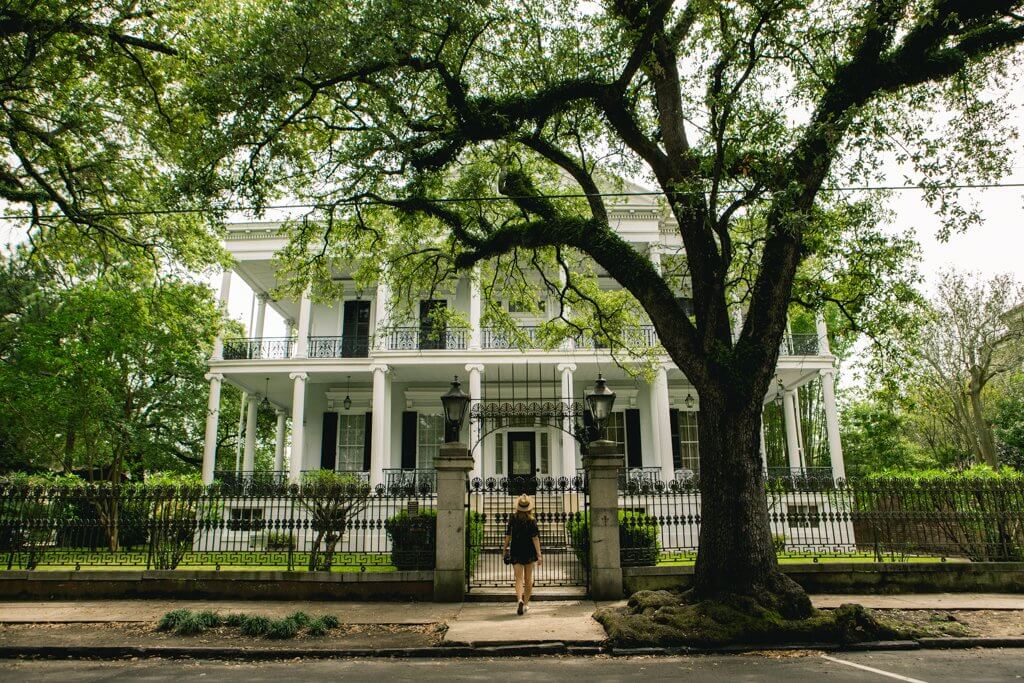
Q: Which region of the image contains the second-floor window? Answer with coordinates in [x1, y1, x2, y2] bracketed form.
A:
[675, 411, 700, 473]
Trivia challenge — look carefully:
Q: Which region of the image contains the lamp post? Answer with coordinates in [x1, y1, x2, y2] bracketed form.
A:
[585, 374, 616, 445]
[440, 375, 470, 443]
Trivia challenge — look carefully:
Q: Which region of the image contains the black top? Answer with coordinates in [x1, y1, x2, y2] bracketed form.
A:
[505, 515, 540, 564]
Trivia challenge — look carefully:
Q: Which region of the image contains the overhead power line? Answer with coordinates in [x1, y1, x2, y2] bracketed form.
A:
[1, 181, 1022, 222]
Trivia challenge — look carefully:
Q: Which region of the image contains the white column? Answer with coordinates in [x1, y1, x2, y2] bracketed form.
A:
[274, 409, 287, 473]
[369, 364, 390, 487]
[288, 372, 308, 481]
[558, 363, 577, 477]
[243, 394, 259, 472]
[233, 391, 247, 472]
[466, 363, 484, 479]
[820, 369, 846, 480]
[652, 365, 674, 482]
[468, 272, 481, 350]
[782, 388, 803, 470]
[293, 288, 312, 358]
[211, 270, 232, 360]
[254, 292, 269, 338]
[815, 312, 831, 355]
[202, 373, 224, 485]
[375, 276, 390, 348]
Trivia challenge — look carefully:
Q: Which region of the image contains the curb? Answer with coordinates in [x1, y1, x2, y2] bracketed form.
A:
[3, 637, 1024, 660]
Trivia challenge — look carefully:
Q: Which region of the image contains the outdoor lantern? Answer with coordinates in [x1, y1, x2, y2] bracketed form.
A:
[684, 391, 695, 409]
[585, 374, 616, 435]
[260, 377, 270, 409]
[441, 375, 470, 442]
[342, 375, 352, 411]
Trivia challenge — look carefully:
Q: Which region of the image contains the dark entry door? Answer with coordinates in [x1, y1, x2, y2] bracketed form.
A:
[342, 300, 371, 357]
[419, 300, 447, 349]
[507, 432, 537, 494]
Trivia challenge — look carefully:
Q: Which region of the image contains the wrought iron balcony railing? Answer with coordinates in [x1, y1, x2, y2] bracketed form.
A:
[779, 333, 822, 356]
[619, 466, 662, 491]
[383, 468, 437, 494]
[307, 335, 372, 358]
[222, 337, 295, 360]
[481, 326, 543, 349]
[382, 327, 467, 351]
[212, 470, 289, 494]
[766, 466, 835, 482]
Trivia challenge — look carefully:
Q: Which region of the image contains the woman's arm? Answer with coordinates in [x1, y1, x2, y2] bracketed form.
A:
[502, 535, 511, 553]
[533, 536, 542, 565]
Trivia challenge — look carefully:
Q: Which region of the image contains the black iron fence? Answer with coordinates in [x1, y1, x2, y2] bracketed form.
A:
[466, 475, 589, 589]
[1, 481, 435, 572]
[222, 337, 295, 360]
[617, 477, 1024, 565]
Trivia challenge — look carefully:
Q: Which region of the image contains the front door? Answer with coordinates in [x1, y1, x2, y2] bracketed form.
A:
[507, 432, 537, 494]
[342, 300, 371, 357]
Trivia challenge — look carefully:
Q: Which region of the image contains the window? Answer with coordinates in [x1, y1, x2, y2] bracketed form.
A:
[508, 299, 546, 314]
[539, 432, 549, 474]
[787, 504, 821, 529]
[417, 413, 445, 469]
[336, 414, 365, 471]
[675, 411, 700, 473]
[494, 432, 503, 474]
[228, 508, 264, 532]
[606, 412, 626, 448]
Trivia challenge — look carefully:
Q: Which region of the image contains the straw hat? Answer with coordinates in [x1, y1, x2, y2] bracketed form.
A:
[515, 494, 535, 512]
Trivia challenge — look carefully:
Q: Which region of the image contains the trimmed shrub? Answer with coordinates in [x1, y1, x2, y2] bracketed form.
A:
[567, 510, 660, 569]
[385, 508, 437, 570]
[224, 613, 247, 627]
[772, 535, 786, 553]
[320, 614, 340, 629]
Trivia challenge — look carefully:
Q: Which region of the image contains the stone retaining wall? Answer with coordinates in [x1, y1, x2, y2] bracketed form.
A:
[0, 570, 433, 601]
[623, 562, 1024, 595]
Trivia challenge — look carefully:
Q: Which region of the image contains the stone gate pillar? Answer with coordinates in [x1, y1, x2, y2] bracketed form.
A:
[584, 441, 624, 600]
[434, 443, 474, 601]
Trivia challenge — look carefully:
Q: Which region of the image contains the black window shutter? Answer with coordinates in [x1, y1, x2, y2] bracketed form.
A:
[669, 408, 681, 470]
[625, 409, 642, 468]
[401, 411, 417, 469]
[362, 412, 372, 471]
[320, 412, 338, 471]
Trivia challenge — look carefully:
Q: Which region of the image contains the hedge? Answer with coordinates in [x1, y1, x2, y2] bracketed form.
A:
[566, 509, 660, 569]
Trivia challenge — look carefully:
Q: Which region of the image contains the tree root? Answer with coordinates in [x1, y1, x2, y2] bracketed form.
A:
[594, 590, 911, 648]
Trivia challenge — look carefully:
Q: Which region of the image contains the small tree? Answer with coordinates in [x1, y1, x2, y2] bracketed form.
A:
[299, 471, 373, 571]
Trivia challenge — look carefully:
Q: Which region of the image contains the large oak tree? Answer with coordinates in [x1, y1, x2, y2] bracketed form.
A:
[181, 0, 1024, 615]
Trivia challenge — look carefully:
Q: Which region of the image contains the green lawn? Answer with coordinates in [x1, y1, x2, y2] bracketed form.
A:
[2, 549, 401, 572]
[654, 553, 958, 567]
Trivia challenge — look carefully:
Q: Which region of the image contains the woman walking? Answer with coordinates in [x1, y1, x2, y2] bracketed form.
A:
[503, 494, 542, 615]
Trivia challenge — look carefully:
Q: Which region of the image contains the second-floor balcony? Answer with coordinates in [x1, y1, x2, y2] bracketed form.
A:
[219, 329, 824, 360]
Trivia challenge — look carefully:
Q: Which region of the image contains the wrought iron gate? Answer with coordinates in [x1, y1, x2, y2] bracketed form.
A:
[465, 474, 589, 590]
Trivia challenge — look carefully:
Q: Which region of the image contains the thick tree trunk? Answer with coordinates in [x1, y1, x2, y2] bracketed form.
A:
[968, 374, 998, 467]
[691, 387, 812, 618]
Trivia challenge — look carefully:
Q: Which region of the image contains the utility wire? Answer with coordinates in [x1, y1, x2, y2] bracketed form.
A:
[1, 181, 1022, 221]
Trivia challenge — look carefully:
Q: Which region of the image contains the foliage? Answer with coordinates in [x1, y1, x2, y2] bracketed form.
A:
[161, 610, 340, 639]
[297, 471, 372, 571]
[383, 508, 483, 571]
[840, 392, 937, 478]
[992, 373, 1024, 470]
[0, 0, 223, 268]
[0, 251, 224, 479]
[177, 0, 1024, 603]
[567, 509, 660, 570]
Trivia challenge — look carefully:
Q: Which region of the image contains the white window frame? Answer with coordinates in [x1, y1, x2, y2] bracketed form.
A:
[336, 413, 365, 472]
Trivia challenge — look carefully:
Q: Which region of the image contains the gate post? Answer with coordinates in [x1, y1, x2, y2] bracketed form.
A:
[434, 443, 474, 602]
[583, 441, 624, 600]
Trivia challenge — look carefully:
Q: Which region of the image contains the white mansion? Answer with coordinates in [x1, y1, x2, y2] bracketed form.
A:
[199, 191, 845, 488]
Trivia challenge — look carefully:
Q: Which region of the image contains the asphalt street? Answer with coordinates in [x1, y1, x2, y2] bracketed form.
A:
[4, 650, 1023, 682]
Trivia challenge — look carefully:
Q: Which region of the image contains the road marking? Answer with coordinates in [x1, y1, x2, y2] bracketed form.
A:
[821, 654, 929, 683]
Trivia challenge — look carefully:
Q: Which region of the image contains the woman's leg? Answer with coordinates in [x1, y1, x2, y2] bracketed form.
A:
[513, 563, 525, 603]
[523, 561, 534, 604]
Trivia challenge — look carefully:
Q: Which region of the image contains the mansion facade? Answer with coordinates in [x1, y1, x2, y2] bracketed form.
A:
[200, 194, 845, 488]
